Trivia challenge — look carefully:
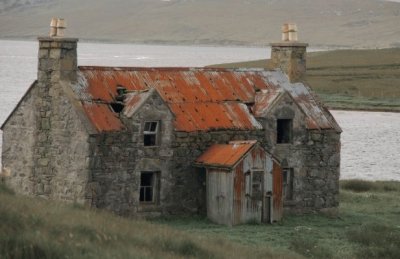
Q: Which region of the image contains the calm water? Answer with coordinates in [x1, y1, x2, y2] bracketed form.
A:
[0, 40, 399, 181]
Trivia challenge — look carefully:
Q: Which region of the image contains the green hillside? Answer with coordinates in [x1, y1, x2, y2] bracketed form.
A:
[0, 0, 399, 48]
[210, 48, 400, 111]
[1, 180, 400, 259]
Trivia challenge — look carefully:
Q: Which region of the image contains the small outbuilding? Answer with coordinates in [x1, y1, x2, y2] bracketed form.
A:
[195, 140, 282, 226]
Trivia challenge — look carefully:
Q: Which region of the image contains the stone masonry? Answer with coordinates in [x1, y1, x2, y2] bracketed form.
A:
[1, 33, 341, 219]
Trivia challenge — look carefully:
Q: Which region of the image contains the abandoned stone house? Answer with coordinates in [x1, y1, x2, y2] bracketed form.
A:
[1, 21, 341, 225]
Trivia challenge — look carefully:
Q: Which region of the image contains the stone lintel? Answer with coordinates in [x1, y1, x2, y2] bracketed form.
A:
[270, 42, 308, 48]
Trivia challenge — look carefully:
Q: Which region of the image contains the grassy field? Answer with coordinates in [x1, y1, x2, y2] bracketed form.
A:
[210, 48, 400, 111]
[0, 183, 295, 259]
[1, 180, 400, 258]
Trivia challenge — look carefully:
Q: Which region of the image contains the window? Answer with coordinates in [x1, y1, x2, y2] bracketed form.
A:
[252, 171, 263, 199]
[282, 168, 294, 201]
[143, 121, 159, 146]
[277, 119, 292, 143]
[139, 171, 160, 203]
[245, 171, 252, 196]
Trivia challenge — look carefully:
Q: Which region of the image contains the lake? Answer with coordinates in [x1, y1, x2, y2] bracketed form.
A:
[0, 40, 399, 181]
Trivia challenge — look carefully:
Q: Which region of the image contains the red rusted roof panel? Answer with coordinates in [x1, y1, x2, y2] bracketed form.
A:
[82, 102, 124, 132]
[169, 102, 262, 131]
[73, 67, 340, 133]
[252, 90, 282, 117]
[195, 140, 257, 168]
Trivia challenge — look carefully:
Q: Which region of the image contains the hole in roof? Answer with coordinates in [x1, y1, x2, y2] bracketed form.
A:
[110, 103, 124, 113]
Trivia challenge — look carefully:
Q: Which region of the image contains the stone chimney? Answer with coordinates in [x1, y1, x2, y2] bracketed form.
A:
[269, 23, 308, 82]
[38, 18, 78, 84]
[34, 19, 79, 197]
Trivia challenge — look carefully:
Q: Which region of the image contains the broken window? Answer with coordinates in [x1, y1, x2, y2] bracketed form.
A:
[139, 171, 160, 203]
[143, 121, 159, 146]
[252, 171, 263, 200]
[282, 168, 294, 201]
[277, 119, 292, 144]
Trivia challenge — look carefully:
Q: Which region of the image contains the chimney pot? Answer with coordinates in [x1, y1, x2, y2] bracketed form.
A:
[282, 23, 298, 42]
[56, 18, 66, 37]
[49, 17, 57, 37]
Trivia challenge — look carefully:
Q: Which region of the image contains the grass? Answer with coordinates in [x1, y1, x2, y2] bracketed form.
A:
[1, 180, 399, 258]
[154, 180, 400, 259]
[209, 48, 400, 112]
[0, 183, 295, 259]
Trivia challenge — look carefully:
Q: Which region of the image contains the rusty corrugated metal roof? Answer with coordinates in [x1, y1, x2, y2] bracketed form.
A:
[71, 67, 341, 133]
[82, 102, 124, 132]
[252, 89, 283, 117]
[195, 140, 257, 168]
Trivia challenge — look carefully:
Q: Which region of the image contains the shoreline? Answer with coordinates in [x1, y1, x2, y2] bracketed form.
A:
[0, 37, 385, 50]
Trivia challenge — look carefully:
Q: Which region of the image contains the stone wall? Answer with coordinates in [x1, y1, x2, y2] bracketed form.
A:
[2, 37, 90, 203]
[85, 89, 271, 216]
[85, 89, 340, 216]
[270, 42, 308, 82]
[87, 91, 176, 216]
[1, 83, 37, 194]
[32, 37, 90, 203]
[261, 93, 340, 213]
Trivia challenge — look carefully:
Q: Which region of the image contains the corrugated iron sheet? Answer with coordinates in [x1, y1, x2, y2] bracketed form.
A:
[71, 67, 341, 133]
[252, 89, 283, 117]
[272, 160, 283, 221]
[195, 140, 257, 168]
[82, 102, 124, 132]
[170, 102, 262, 132]
[123, 90, 153, 118]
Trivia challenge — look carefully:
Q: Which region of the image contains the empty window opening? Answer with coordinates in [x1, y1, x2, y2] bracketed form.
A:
[139, 172, 160, 203]
[282, 168, 294, 201]
[110, 102, 124, 113]
[277, 119, 292, 143]
[144, 121, 159, 146]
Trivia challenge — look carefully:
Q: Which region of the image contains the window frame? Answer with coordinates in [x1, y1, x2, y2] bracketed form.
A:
[143, 121, 160, 147]
[282, 168, 294, 201]
[245, 171, 252, 197]
[139, 171, 161, 204]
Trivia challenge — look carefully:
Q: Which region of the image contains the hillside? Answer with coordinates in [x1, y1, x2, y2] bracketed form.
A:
[1, 181, 399, 258]
[209, 48, 400, 111]
[0, 0, 399, 48]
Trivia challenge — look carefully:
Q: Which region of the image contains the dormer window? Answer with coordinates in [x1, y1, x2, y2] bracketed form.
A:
[144, 121, 159, 146]
[277, 119, 292, 144]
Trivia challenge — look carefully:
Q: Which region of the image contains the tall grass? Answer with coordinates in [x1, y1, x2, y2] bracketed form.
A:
[1, 180, 399, 258]
[347, 223, 400, 258]
[0, 183, 290, 259]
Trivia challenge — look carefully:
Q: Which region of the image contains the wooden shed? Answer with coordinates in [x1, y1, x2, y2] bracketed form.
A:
[195, 140, 283, 226]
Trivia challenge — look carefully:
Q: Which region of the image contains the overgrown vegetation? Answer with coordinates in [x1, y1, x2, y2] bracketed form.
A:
[1, 180, 399, 258]
[347, 223, 400, 258]
[0, 183, 292, 259]
[155, 180, 400, 259]
[209, 48, 400, 112]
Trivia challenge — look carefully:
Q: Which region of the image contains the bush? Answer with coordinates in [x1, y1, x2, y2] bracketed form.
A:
[347, 223, 400, 259]
[340, 180, 375, 192]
